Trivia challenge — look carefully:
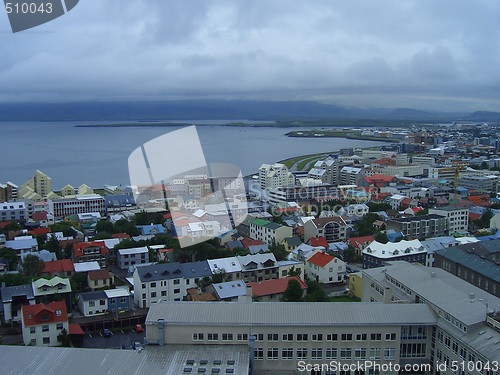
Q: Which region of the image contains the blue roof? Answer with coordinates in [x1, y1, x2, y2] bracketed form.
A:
[136, 224, 165, 235]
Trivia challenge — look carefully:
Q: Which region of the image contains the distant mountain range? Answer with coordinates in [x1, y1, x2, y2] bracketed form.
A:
[0, 100, 496, 122]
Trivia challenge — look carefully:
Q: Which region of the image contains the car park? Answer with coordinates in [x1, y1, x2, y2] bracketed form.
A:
[133, 324, 144, 333]
[102, 329, 112, 337]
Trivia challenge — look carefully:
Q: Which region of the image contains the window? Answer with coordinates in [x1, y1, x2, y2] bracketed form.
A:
[356, 333, 367, 341]
[267, 347, 278, 360]
[312, 333, 323, 341]
[341, 333, 352, 341]
[207, 333, 219, 341]
[56, 323, 63, 330]
[325, 348, 337, 359]
[193, 333, 204, 341]
[174, 289, 180, 294]
[161, 290, 167, 297]
[326, 333, 338, 341]
[340, 348, 352, 360]
[437, 330, 443, 343]
[296, 348, 307, 359]
[384, 348, 395, 360]
[355, 348, 367, 360]
[370, 333, 381, 341]
[282, 333, 293, 341]
[89, 301, 95, 307]
[237, 334, 248, 341]
[255, 333, 264, 341]
[173, 279, 180, 285]
[369, 348, 380, 360]
[282, 348, 293, 360]
[42, 325, 49, 332]
[297, 333, 308, 341]
[444, 336, 451, 348]
[43, 337, 50, 344]
[267, 333, 278, 341]
[30, 327, 36, 334]
[151, 282, 156, 288]
[254, 348, 264, 360]
[100, 299, 106, 305]
[222, 333, 233, 341]
[311, 348, 323, 360]
[151, 292, 156, 298]
[385, 333, 396, 341]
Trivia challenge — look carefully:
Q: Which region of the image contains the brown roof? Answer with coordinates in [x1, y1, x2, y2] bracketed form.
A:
[43, 259, 74, 274]
[88, 269, 111, 281]
[22, 301, 67, 327]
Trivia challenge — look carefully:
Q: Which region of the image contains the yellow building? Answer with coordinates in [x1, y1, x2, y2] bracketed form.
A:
[348, 271, 363, 299]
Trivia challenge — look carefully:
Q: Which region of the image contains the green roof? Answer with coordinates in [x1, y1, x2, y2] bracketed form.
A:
[250, 218, 271, 227]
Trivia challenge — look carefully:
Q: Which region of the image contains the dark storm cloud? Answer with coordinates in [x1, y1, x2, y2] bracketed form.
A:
[1, 0, 500, 111]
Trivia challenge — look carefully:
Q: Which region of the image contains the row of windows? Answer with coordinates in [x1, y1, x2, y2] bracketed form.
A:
[253, 347, 396, 361]
[192, 332, 397, 342]
[29, 323, 64, 334]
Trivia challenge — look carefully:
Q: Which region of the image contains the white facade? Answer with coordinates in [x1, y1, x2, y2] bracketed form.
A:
[117, 246, 148, 270]
[21, 301, 68, 347]
[259, 163, 295, 190]
[0, 201, 26, 222]
[305, 250, 346, 284]
[429, 207, 469, 234]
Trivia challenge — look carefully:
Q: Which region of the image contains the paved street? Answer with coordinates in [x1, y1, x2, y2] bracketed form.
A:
[82, 328, 146, 349]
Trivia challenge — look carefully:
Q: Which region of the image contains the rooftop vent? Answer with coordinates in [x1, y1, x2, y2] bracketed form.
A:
[431, 272, 436, 277]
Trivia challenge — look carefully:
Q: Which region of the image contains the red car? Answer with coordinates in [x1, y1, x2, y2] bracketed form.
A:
[134, 324, 144, 333]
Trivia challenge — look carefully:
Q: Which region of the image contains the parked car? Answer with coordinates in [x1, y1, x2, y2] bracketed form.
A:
[133, 342, 143, 350]
[102, 329, 112, 337]
[134, 324, 144, 333]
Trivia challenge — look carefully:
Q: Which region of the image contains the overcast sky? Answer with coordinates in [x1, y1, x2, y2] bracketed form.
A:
[1, 0, 500, 112]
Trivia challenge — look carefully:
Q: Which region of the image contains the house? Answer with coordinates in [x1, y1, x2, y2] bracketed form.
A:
[247, 276, 307, 301]
[104, 288, 131, 314]
[280, 236, 303, 252]
[247, 244, 270, 254]
[21, 301, 68, 346]
[42, 259, 74, 278]
[87, 269, 114, 290]
[305, 250, 346, 284]
[1, 284, 35, 323]
[32, 277, 72, 313]
[207, 280, 248, 302]
[347, 235, 375, 256]
[429, 206, 469, 235]
[363, 239, 427, 269]
[72, 241, 108, 268]
[4, 236, 38, 258]
[276, 259, 305, 281]
[77, 291, 108, 316]
[249, 218, 293, 245]
[117, 246, 149, 270]
[207, 257, 243, 281]
[303, 216, 349, 243]
[136, 224, 165, 236]
[237, 253, 279, 283]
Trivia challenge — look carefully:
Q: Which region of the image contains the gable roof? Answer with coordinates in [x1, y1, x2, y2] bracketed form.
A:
[43, 259, 74, 274]
[247, 276, 307, 297]
[307, 251, 336, 267]
[73, 241, 108, 257]
[22, 301, 67, 327]
[308, 237, 329, 248]
[348, 235, 375, 248]
[88, 269, 112, 281]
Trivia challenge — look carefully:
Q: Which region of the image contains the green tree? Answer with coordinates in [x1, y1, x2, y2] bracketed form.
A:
[304, 280, 327, 302]
[0, 272, 31, 286]
[416, 208, 429, 216]
[95, 220, 114, 234]
[286, 266, 302, 277]
[4, 220, 22, 232]
[57, 328, 71, 347]
[269, 242, 288, 261]
[355, 213, 379, 236]
[280, 278, 303, 302]
[0, 247, 19, 270]
[50, 222, 75, 237]
[44, 234, 63, 259]
[374, 232, 389, 244]
[22, 254, 45, 277]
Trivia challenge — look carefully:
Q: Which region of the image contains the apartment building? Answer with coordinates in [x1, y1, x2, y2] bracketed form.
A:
[249, 218, 293, 245]
[48, 194, 106, 220]
[0, 201, 26, 222]
[307, 155, 342, 185]
[259, 163, 295, 190]
[117, 246, 149, 270]
[72, 241, 108, 268]
[429, 206, 469, 234]
[362, 261, 500, 375]
[387, 214, 448, 239]
[267, 184, 339, 205]
[339, 166, 365, 186]
[363, 239, 427, 269]
[303, 216, 349, 243]
[145, 301, 437, 374]
[22, 170, 52, 197]
[0, 181, 18, 202]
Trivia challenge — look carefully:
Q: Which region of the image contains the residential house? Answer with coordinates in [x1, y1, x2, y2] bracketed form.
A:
[42, 259, 74, 278]
[305, 250, 346, 284]
[87, 269, 114, 290]
[249, 218, 293, 245]
[247, 276, 307, 301]
[77, 291, 108, 316]
[276, 259, 305, 281]
[72, 241, 108, 268]
[237, 253, 279, 283]
[362, 239, 427, 269]
[207, 257, 243, 281]
[207, 280, 248, 302]
[303, 216, 348, 243]
[1, 284, 35, 323]
[280, 236, 303, 252]
[348, 235, 375, 257]
[104, 288, 131, 314]
[4, 236, 38, 258]
[117, 246, 149, 270]
[136, 224, 165, 236]
[32, 277, 72, 313]
[21, 301, 68, 346]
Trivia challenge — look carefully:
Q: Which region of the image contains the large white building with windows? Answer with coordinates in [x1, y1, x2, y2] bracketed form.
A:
[429, 206, 469, 235]
[259, 163, 295, 190]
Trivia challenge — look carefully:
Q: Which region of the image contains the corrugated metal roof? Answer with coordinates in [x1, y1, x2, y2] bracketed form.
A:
[0, 345, 249, 375]
[146, 301, 437, 326]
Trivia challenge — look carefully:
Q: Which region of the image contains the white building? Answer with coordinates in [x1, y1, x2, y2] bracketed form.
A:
[363, 239, 427, 269]
[305, 250, 346, 284]
[21, 301, 68, 346]
[0, 201, 26, 222]
[77, 291, 108, 316]
[117, 246, 149, 270]
[429, 206, 469, 234]
[259, 163, 295, 190]
[5, 236, 38, 258]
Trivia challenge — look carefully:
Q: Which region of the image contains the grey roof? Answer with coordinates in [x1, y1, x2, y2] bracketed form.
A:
[1, 284, 34, 302]
[264, 222, 282, 230]
[146, 301, 437, 326]
[457, 321, 500, 362]
[283, 236, 303, 247]
[78, 290, 107, 301]
[389, 214, 445, 223]
[435, 246, 500, 282]
[247, 244, 269, 254]
[136, 261, 212, 282]
[0, 345, 249, 375]
[363, 261, 500, 326]
[211, 280, 247, 299]
[460, 239, 500, 255]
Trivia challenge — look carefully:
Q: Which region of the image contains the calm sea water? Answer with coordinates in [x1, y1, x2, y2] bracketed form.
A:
[0, 121, 386, 189]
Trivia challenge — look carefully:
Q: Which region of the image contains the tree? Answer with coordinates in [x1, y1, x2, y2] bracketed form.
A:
[44, 234, 63, 259]
[269, 242, 288, 261]
[286, 266, 302, 277]
[354, 213, 379, 236]
[95, 220, 114, 234]
[374, 232, 389, 244]
[304, 279, 327, 302]
[57, 328, 71, 347]
[0, 247, 19, 271]
[280, 279, 303, 302]
[21, 254, 45, 277]
[416, 208, 429, 216]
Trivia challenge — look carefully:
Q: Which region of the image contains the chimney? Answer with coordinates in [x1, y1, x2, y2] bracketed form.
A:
[469, 293, 475, 300]
[157, 319, 165, 346]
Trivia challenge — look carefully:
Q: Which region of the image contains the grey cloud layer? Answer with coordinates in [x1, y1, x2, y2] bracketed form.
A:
[1, 0, 500, 111]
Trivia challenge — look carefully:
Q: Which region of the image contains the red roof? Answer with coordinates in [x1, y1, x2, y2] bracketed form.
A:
[22, 301, 68, 327]
[411, 207, 424, 213]
[467, 195, 491, 207]
[348, 235, 375, 248]
[31, 212, 48, 221]
[28, 227, 51, 236]
[112, 233, 130, 239]
[364, 174, 396, 184]
[247, 276, 307, 297]
[469, 213, 482, 221]
[43, 259, 74, 274]
[69, 323, 85, 335]
[308, 237, 328, 248]
[373, 157, 396, 166]
[307, 251, 336, 267]
[0, 221, 10, 229]
[400, 197, 412, 205]
[241, 237, 265, 249]
[73, 241, 108, 257]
